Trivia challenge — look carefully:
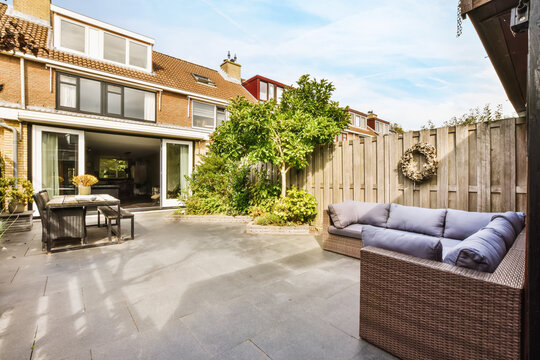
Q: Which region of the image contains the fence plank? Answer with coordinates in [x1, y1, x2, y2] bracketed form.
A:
[343, 140, 352, 200]
[377, 136, 385, 203]
[323, 144, 332, 208]
[437, 126, 449, 208]
[477, 122, 491, 211]
[353, 138, 362, 200]
[314, 146, 323, 222]
[402, 131, 414, 206]
[502, 118, 517, 211]
[455, 125, 469, 210]
[333, 143, 342, 203]
[419, 130, 431, 208]
[365, 137, 374, 202]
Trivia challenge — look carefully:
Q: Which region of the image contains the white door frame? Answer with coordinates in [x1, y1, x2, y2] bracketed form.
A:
[32, 125, 85, 194]
[160, 139, 193, 207]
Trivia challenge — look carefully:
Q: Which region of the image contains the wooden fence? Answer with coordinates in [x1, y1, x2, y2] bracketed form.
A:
[258, 118, 527, 224]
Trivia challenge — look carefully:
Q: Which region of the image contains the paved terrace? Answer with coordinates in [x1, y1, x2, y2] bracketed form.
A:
[0, 211, 395, 360]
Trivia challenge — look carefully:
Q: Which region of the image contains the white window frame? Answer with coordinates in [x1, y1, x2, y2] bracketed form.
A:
[191, 100, 227, 131]
[54, 15, 152, 72]
[161, 139, 193, 207]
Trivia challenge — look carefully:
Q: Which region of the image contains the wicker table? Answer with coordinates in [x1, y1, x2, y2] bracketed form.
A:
[46, 194, 121, 252]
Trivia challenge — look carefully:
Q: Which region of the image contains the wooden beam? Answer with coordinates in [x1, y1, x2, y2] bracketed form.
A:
[526, 0, 540, 358]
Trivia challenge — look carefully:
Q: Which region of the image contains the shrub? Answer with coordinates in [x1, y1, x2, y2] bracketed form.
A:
[274, 187, 318, 224]
[253, 212, 285, 226]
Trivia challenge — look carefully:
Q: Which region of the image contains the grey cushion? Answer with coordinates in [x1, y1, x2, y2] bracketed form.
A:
[328, 224, 364, 240]
[440, 237, 462, 259]
[443, 227, 507, 273]
[443, 209, 499, 240]
[386, 204, 447, 237]
[328, 200, 357, 229]
[487, 212, 525, 250]
[354, 202, 390, 227]
[362, 226, 443, 261]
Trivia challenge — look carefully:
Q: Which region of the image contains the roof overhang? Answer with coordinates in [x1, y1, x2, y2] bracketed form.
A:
[460, 0, 527, 114]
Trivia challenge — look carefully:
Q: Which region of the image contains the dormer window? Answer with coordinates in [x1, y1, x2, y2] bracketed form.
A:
[53, 6, 153, 72]
[192, 74, 216, 87]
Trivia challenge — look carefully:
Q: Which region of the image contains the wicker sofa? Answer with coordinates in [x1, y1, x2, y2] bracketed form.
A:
[321, 201, 526, 360]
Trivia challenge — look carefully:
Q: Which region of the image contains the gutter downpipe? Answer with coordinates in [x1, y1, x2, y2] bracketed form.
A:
[0, 122, 18, 180]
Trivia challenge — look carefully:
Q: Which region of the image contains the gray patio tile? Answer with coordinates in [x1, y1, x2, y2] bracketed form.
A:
[212, 339, 271, 360]
[180, 298, 275, 357]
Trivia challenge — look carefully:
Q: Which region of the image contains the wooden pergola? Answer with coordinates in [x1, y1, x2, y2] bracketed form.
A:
[460, 0, 538, 358]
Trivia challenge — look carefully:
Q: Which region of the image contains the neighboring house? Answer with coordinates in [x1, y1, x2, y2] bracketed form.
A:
[0, 0, 254, 208]
[366, 111, 391, 135]
[242, 75, 287, 103]
[339, 108, 377, 141]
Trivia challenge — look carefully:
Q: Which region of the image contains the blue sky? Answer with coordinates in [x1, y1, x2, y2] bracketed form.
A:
[21, 0, 516, 129]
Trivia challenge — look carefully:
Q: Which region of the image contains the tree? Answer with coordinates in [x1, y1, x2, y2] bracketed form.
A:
[212, 75, 349, 197]
[390, 122, 405, 134]
[421, 120, 435, 130]
[444, 104, 503, 126]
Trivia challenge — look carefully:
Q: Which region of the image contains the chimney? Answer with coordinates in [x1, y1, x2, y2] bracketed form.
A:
[220, 52, 241, 82]
[367, 111, 378, 119]
[13, 0, 51, 22]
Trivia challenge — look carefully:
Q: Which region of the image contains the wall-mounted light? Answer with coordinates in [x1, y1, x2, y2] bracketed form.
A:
[510, 0, 529, 34]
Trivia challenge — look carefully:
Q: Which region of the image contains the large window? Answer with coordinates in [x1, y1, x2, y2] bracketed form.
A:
[57, 73, 155, 121]
[355, 114, 366, 128]
[192, 101, 227, 130]
[268, 83, 275, 100]
[276, 86, 284, 103]
[56, 16, 151, 71]
[259, 81, 268, 101]
[60, 20, 85, 53]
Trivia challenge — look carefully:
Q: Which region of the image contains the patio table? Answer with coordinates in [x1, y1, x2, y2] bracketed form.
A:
[46, 194, 121, 252]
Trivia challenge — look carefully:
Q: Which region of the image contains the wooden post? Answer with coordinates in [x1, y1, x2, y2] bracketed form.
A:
[527, 0, 540, 358]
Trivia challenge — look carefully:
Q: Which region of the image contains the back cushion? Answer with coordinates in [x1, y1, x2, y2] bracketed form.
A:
[443, 227, 507, 273]
[362, 227, 442, 261]
[328, 200, 357, 229]
[386, 204, 447, 237]
[444, 209, 498, 240]
[354, 202, 390, 227]
[489, 212, 525, 250]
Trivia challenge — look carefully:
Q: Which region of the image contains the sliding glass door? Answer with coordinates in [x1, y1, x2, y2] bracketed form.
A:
[32, 126, 85, 196]
[161, 140, 192, 207]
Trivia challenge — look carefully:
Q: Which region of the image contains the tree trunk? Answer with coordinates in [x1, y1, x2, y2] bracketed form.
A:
[280, 166, 287, 197]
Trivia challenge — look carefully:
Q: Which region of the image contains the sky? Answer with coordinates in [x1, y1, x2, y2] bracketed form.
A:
[20, 0, 517, 130]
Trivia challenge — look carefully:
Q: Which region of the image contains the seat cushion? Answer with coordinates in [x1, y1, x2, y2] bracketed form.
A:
[354, 202, 390, 227]
[440, 237, 462, 259]
[386, 204, 447, 237]
[328, 200, 357, 229]
[443, 227, 507, 273]
[443, 209, 498, 240]
[328, 224, 364, 240]
[362, 226, 443, 261]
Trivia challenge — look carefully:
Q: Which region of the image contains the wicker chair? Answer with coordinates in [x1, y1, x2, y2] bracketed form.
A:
[359, 229, 526, 360]
[321, 210, 363, 258]
[33, 191, 87, 251]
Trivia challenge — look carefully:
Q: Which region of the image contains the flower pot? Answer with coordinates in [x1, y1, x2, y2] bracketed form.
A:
[78, 185, 91, 195]
[8, 202, 25, 213]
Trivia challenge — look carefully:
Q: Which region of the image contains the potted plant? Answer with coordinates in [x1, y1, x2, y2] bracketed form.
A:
[72, 174, 98, 195]
[6, 178, 33, 213]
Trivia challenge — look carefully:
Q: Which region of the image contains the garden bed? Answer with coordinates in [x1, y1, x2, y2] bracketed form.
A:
[168, 214, 251, 223]
[246, 221, 310, 234]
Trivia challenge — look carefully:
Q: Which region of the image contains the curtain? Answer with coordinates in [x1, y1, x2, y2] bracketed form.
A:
[42, 132, 60, 196]
[144, 92, 155, 121]
[59, 82, 76, 108]
[179, 145, 189, 193]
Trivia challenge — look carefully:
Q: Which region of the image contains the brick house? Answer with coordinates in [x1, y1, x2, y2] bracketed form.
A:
[0, 0, 254, 208]
[242, 75, 287, 103]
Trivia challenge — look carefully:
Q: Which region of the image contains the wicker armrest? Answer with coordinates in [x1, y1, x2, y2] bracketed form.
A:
[321, 210, 363, 258]
[359, 229, 526, 360]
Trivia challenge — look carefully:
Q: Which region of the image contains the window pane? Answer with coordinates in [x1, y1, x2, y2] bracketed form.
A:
[107, 85, 122, 115]
[166, 143, 189, 200]
[124, 87, 145, 119]
[99, 158, 128, 178]
[276, 87, 283, 102]
[268, 83, 275, 100]
[42, 131, 78, 196]
[61, 20, 85, 53]
[129, 41, 147, 68]
[104, 33, 126, 64]
[259, 81, 267, 101]
[59, 74, 77, 85]
[80, 78, 101, 113]
[59, 82, 77, 108]
[193, 101, 215, 129]
[216, 107, 226, 127]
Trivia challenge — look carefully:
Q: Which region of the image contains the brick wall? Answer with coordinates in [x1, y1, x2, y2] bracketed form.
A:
[13, 0, 50, 21]
[158, 91, 191, 127]
[0, 120, 29, 180]
[25, 60, 55, 108]
[0, 56, 22, 105]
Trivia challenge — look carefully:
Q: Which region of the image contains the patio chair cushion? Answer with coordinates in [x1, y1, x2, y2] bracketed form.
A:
[443, 209, 498, 240]
[486, 212, 525, 250]
[386, 204, 447, 237]
[355, 202, 390, 227]
[328, 200, 357, 229]
[328, 224, 380, 240]
[440, 237, 462, 259]
[443, 226, 507, 273]
[362, 226, 443, 261]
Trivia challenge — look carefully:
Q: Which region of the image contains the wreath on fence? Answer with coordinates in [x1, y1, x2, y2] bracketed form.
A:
[398, 142, 438, 183]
